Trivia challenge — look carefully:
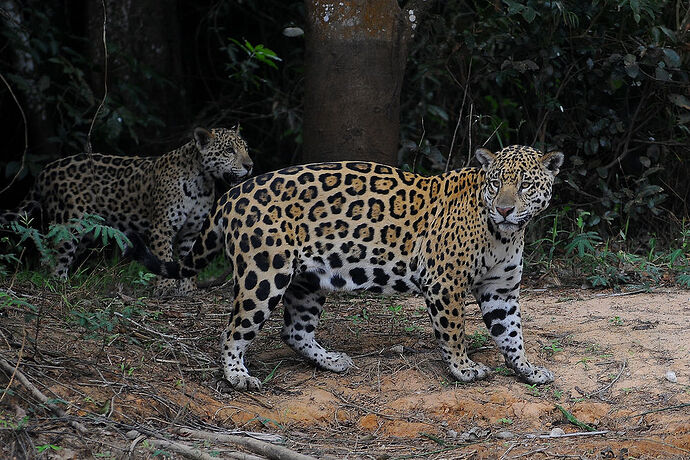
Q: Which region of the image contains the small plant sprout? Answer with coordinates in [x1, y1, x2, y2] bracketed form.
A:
[525, 383, 541, 396]
[577, 357, 592, 370]
[134, 271, 156, 286]
[609, 316, 624, 326]
[36, 445, 61, 453]
[468, 330, 491, 350]
[542, 339, 564, 355]
[494, 366, 512, 376]
[498, 417, 513, 425]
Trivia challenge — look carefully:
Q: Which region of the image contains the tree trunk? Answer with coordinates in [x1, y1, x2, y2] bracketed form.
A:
[302, 0, 411, 165]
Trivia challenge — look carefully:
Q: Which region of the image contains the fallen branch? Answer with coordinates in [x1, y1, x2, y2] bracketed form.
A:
[137, 436, 263, 460]
[527, 430, 610, 439]
[594, 289, 648, 298]
[0, 328, 25, 404]
[0, 355, 87, 433]
[632, 403, 690, 418]
[174, 427, 318, 460]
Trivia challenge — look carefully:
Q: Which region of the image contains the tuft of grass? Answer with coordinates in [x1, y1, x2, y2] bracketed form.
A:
[525, 383, 541, 397]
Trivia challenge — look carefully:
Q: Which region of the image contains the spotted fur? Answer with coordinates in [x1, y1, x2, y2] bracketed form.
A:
[127, 145, 563, 389]
[3, 127, 252, 293]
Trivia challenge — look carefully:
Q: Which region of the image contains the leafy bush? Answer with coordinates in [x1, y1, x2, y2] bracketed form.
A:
[402, 0, 689, 241]
[0, 214, 130, 277]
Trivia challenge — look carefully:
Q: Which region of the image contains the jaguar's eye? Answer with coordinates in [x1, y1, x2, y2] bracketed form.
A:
[520, 182, 532, 191]
[490, 179, 501, 189]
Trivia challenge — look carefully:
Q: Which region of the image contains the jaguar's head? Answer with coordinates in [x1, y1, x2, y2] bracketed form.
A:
[194, 126, 253, 185]
[476, 145, 564, 233]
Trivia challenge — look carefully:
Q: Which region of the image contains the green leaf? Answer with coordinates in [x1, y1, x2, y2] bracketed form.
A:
[663, 49, 681, 68]
[555, 404, 596, 431]
[625, 63, 639, 78]
[521, 7, 537, 23]
[655, 66, 670, 81]
[427, 105, 449, 122]
[629, 0, 641, 21]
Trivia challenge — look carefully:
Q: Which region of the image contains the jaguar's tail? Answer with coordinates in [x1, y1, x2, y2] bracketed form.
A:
[123, 231, 185, 278]
[124, 206, 227, 279]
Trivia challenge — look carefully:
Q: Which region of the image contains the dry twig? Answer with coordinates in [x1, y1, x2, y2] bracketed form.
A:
[85, 0, 108, 153]
[174, 427, 318, 460]
[0, 354, 87, 433]
[527, 430, 610, 439]
[584, 359, 627, 398]
[0, 328, 25, 404]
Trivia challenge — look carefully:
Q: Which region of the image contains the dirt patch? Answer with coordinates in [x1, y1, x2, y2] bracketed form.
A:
[1, 283, 689, 459]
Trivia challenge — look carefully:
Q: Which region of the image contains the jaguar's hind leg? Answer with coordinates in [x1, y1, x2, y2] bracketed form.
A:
[281, 273, 354, 373]
[53, 238, 79, 279]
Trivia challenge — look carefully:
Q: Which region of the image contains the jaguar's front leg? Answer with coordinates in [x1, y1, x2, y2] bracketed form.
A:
[423, 287, 491, 383]
[474, 281, 554, 384]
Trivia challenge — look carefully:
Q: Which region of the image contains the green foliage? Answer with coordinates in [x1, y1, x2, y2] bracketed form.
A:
[556, 404, 596, 431]
[0, 411, 29, 430]
[229, 39, 282, 71]
[0, 214, 130, 277]
[69, 302, 143, 341]
[468, 330, 491, 350]
[542, 339, 564, 355]
[527, 207, 690, 288]
[36, 444, 61, 454]
[196, 254, 232, 284]
[133, 270, 156, 286]
[0, 290, 39, 322]
[403, 0, 689, 238]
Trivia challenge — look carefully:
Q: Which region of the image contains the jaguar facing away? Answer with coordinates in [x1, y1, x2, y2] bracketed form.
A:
[126, 145, 564, 389]
[3, 127, 252, 293]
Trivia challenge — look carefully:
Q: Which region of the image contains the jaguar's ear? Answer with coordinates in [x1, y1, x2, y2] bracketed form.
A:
[194, 127, 214, 150]
[541, 150, 564, 176]
[475, 148, 496, 171]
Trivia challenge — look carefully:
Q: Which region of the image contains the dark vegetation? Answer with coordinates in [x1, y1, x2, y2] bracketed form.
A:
[2, 0, 689, 288]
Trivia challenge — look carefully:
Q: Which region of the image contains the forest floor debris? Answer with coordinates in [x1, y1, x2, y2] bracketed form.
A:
[1, 283, 689, 459]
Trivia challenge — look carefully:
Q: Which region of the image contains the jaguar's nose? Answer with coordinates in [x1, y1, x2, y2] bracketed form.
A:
[243, 162, 253, 174]
[496, 206, 515, 218]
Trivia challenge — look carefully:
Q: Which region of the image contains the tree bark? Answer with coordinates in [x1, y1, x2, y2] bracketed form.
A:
[302, 0, 411, 165]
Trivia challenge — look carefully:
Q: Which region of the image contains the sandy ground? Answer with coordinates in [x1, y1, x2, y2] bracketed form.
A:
[1, 282, 689, 459]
